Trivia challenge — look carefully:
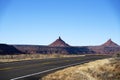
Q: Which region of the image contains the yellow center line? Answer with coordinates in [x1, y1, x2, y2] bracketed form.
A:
[42, 62, 54, 65]
[64, 60, 70, 62]
[76, 58, 81, 60]
[0, 63, 46, 71]
[0, 67, 13, 70]
[0, 59, 75, 71]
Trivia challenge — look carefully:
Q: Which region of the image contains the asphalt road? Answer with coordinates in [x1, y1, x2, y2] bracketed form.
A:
[0, 55, 111, 80]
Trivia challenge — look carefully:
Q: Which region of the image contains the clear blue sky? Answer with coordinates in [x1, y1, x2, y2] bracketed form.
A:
[0, 0, 120, 46]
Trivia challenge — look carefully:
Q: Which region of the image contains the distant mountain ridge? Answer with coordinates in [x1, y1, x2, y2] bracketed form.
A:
[0, 44, 22, 54]
[0, 37, 120, 55]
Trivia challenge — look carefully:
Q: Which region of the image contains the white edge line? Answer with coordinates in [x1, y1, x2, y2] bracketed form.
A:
[10, 61, 90, 80]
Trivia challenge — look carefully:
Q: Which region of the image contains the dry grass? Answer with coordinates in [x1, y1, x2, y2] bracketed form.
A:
[0, 54, 85, 62]
[41, 58, 120, 80]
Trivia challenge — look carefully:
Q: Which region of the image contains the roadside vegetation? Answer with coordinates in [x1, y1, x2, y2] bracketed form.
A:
[0, 54, 85, 62]
[41, 57, 120, 80]
[113, 52, 120, 58]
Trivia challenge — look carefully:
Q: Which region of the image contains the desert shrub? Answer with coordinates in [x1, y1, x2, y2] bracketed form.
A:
[113, 53, 120, 58]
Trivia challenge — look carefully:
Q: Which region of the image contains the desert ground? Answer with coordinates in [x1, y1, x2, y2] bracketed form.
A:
[0, 54, 85, 62]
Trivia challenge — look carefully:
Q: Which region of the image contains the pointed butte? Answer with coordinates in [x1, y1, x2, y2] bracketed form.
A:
[49, 36, 70, 47]
[59, 36, 61, 40]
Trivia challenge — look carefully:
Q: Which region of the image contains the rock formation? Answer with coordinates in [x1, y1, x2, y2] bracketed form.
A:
[102, 39, 119, 47]
[0, 44, 22, 55]
[49, 37, 70, 47]
[0, 38, 120, 55]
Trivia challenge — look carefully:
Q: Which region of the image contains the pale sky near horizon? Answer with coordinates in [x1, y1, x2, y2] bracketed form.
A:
[0, 0, 120, 46]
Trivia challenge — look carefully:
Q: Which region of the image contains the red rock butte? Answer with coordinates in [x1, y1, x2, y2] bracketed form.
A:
[49, 37, 70, 47]
[102, 39, 119, 47]
[1, 38, 120, 54]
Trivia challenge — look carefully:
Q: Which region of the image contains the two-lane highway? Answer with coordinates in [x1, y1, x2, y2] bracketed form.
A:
[0, 55, 111, 80]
